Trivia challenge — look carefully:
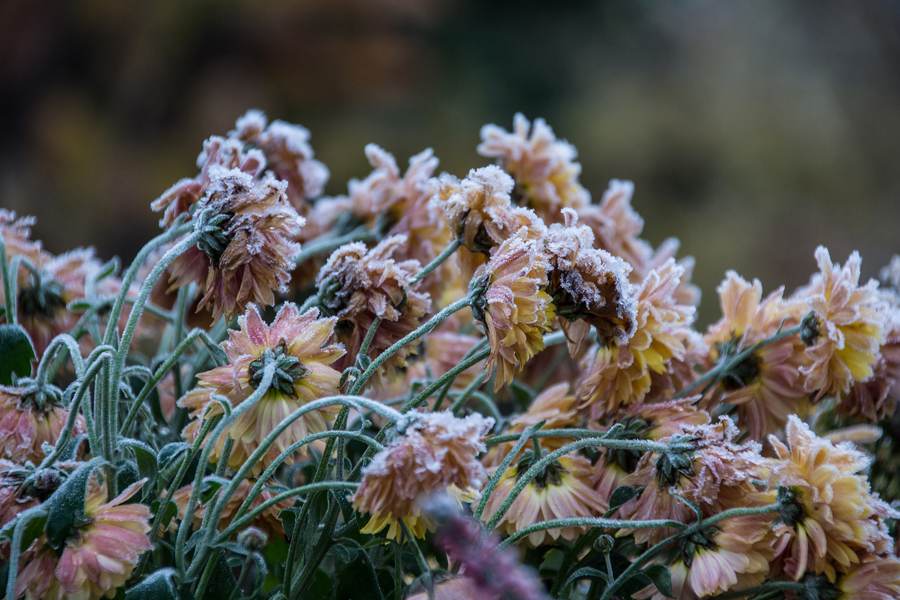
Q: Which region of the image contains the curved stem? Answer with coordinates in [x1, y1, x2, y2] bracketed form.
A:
[292, 227, 376, 266]
[410, 238, 461, 285]
[473, 421, 544, 521]
[497, 517, 688, 550]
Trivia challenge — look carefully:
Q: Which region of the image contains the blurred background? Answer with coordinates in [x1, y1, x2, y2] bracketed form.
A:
[2, 0, 899, 324]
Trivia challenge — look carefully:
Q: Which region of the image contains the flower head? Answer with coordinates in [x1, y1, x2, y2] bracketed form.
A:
[352, 411, 493, 539]
[15, 479, 152, 600]
[166, 167, 304, 321]
[836, 556, 900, 600]
[316, 234, 431, 387]
[0, 384, 86, 465]
[478, 113, 589, 223]
[473, 229, 556, 390]
[796, 247, 885, 401]
[180, 303, 344, 476]
[479, 454, 606, 548]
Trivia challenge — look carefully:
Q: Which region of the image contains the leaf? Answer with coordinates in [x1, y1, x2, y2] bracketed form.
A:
[150, 498, 179, 532]
[196, 552, 237, 600]
[673, 495, 703, 520]
[45, 458, 104, 549]
[605, 485, 639, 516]
[563, 567, 611, 592]
[642, 564, 674, 598]
[121, 439, 158, 498]
[335, 552, 384, 600]
[0, 509, 48, 554]
[125, 568, 177, 600]
[0, 324, 35, 384]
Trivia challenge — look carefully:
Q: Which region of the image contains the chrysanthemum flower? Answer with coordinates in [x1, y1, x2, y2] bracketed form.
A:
[438, 166, 547, 280]
[768, 415, 897, 582]
[232, 109, 329, 212]
[702, 272, 811, 438]
[0, 209, 44, 273]
[171, 477, 291, 541]
[577, 259, 695, 418]
[180, 303, 344, 476]
[478, 113, 590, 224]
[835, 556, 900, 600]
[0, 461, 69, 545]
[796, 247, 885, 401]
[473, 229, 556, 390]
[352, 411, 492, 539]
[15, 479, 152, 600]
[316, 234, 431, 387]
[0, 385, 86, 465]
[165, 167, 304, 321]
[544, 209, 636, 357]
[479, 454, 606, 548]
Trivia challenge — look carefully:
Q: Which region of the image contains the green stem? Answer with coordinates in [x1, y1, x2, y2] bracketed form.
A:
[403, 345, 489, 412]
[292, 227, 376, 265]
[410, 239, 461, 285]
[0, 236, 15, 324]
[473, 421, 545, 521]
[709, 582, 807, 600]
[497, 517, 687, 550]
[4, 506, 47, 599]
[448, 370, 487, 414]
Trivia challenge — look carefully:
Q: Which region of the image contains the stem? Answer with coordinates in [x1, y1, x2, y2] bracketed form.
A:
[410, 239, 461, 285]
[355, 316, 382, 366]
[497, 517, 687, 550]
[401, 521, 432, 579]
[673, 321, 805, 400]
[292, 227, 376, 265]
[448, 370, 487, 414]
[599, 533, 681, 600]
[403, 345, 489, 412]
[4, 506, 47, 599]
[0, 236, 15, 324]
[35, 334, 85, 382]
[350, 296, 471, 394]
[709, 582, 807, 600]
[473, 421, 545, 521]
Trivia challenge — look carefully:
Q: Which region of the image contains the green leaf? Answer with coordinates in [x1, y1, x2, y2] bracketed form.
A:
[673, 495, 703, 520]
[0, 324, 35, 384]
[121, 439, 158, 498]
[605, 485, 639, 516]
[197, 552, 237, 600]
[45, 458, 104, 549]
[150, 498, 179, 532]
[0, 509, 48, 554]
[125, 568, 176, 600]
[563, 567, 610, 592]
[642, 564, 674, 598]
[335, 552, 384, 600]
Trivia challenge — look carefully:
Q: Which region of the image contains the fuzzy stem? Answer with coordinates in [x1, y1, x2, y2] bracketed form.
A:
[4, 506, 47, 599]
[473, 421, 545, 521]
[292, 227, 376, 266]
[410, 238, 461, 285]
[0, 236, 15, 324]
[497, 517, 687, 550]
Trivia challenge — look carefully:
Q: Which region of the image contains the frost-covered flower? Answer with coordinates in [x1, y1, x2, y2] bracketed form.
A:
[180, 303, 344, 476]
[473, 229, 555, 390]
[544, 209, 636, 357]
[479, 113, 589, 224]
[0, 461, 68, 544]
[835, 556, 900, 600]
[480, 454, 606, 548]
[577, 259, 695, 418]
[316, 234, 431, 387]
[233, 109, 329, 211]
[796, 247, 885, 401]
[15, 479, 152, 600]
[703, 272, 811, 438]
[171, 477, 291, 541]
[0, 385, 86, 465]
[352, 411, 493, 539]
[768, 415, 897, 582]
[166, 167, 303, 321]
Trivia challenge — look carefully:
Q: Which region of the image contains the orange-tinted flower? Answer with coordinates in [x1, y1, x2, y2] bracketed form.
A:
[0, 385, 86, 465]
[796, 247, 885, 401]
[15, 479, 152, 600]
[577, 259, 695, 418]
[479, 113, 589, 224]
[473, 229, 555, 390]
[545, 209, 636, 357]
[836, 556, 900, 600]
[352, 411, 492, 539]
[703, 272, 811, 438]
[479, 455, 606, 548]
[316, 234, 431, 388]
[180, 303, 344, 475]
[768, 415, 897, 582]
[166, 167, 304, 321]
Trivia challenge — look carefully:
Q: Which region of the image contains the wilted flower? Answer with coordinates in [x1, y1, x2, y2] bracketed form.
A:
[232, 109, 329, 211]
[171, 477, 291, 541]
[352, 411, 493, 539]
[479, 113, 590, 224]
[0, 385, 86, 465]
[165, 167, 303, 322]
[768, 415, 897, 582]
[0, 461, 66, 541]
[480, 454, 606, 547]
[0, 210, 44, 276]
[835, 556, 900, 600]
[577, 259, 695, 418]
[703, 272, 811, 438]
[15, 479, 152, 600]
[180, 303, 345, 476]
[796, 247, 885, 401]
[473, 229, 555, 390]
[544, 209, 636, 357]
[316, 234, 431, 387]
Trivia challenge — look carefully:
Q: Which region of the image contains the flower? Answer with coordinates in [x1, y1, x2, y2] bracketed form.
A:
[232, 109, 329, 212]
[15, 479, 152, 600]
[796, 247, 885, 401]
[0, 461, 68, 548]
[0, 385, 86, 465]
[180, 303, 345, 476]
[478, 113, 590, 224]
[316, 234, 431, 387]
[165, 167, 304, 321]
[479, 454, 606, 547]
[544, 209, 637, 357]
[768, 415, 897, 582]
[576, 259, 695, 418]
[352, 411, 493, 539]
[473, 229, 556, 390]
[836, 556, 900, 600]
[702, 272, 811, 438]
